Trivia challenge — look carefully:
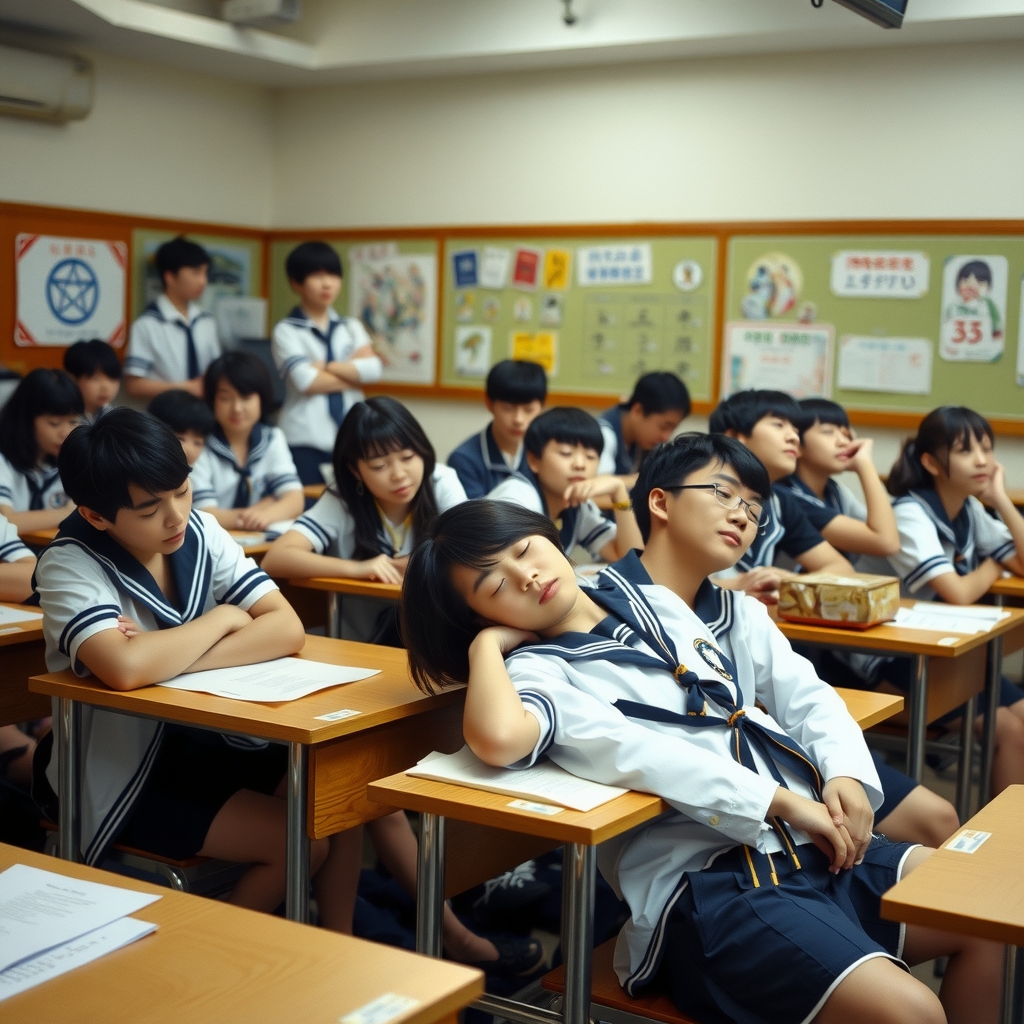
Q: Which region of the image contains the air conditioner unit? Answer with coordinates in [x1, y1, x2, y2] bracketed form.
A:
[0, 44, 93, 123]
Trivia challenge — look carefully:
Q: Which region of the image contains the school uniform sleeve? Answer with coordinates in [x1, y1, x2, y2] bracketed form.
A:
[289, 491, 356, 557]
[598, 420, 618, 476]
[488, 476, 544, 512]
[433, 464, 468, 512]
[834, 480, 868, 522]
[774, 487, 829, 560]
[447, 435, 490, 499]
[506, 652, 779, 849]
[123, 316, 159, 378]
[578, 500, 617, 559]
[888, 501, 955, 593]
[0, 514, 31, 562]
[968, 497, 1017, 564]
[189, 448, 219, 509]
[201, 513, 278, 609]
[272, 320, 319, 394]
[344, 318, 384, 383]
[263, 429, 303, 498]
[0, 456, 18, 508]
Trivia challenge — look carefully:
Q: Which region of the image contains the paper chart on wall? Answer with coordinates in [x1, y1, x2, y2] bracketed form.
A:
[722, 322, 833, 398]
[837, 336, 933, 395]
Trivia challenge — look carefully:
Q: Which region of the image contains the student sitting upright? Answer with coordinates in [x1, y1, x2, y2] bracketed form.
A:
[33, 409, 361, 926]
[401, 450, 1002, 1024]
[272, 242, 383, 486]
[147, 388, 216, 467]
[124, 237, 221, 400]
[487, 407, 642, 563]
[448, 359, 546, 498]
[0, 369, 82, 531]
[63, 339, 121, 423]
[708, 389, 853, 601]
[190, 353, 304, 532]
[597, 371, 690, 485]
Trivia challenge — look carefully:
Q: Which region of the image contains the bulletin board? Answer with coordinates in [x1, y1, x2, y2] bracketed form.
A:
[725, 229, 1024, 428]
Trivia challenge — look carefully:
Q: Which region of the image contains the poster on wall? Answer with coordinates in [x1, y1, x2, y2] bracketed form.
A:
[722, 321, 833, 399]
[15, 234, 127, 347]
[837, 336, 932, 394]
[139, 238, 251, 313]
[830, 251, 930, 298]
[349, 248, 438, 384]
[939, 254, 1008, 363]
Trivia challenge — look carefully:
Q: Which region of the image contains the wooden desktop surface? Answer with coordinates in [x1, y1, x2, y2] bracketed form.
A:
[18, 526, 271, 557]
[0, 843, 483, 1024]
[288, 576, 403, 600]
[881, 784, 1024, 946]
[0, 602, 48, 725]
[304, 483, 326, 500]
[990, 575, 1024, 599]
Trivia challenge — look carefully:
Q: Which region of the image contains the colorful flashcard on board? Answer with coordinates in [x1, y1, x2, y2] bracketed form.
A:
[454, 291, 475, 322]
[511, 248, 541, 290]
[673, 260, 703, 292]
[512, 297, 533, 322]
[482, 296, 501, 322]
[830, 251, 930, 299]
[577, 243, 652, 286]
[939, 255, 1008, 363]
[452, 250, 478, 289]
[738, 251, 803, 320]
[510, 331, 557, 374]
[455, 325, 491, 377]
[723, 322, 833, 399]
[837, 336, 933, 395]
[543, 249, 572, 290]
[539, 293, 563, 326]
[479, 246, 511, 289]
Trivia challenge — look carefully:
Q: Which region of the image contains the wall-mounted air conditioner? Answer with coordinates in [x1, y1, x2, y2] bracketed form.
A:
[0, 44, 93, 123]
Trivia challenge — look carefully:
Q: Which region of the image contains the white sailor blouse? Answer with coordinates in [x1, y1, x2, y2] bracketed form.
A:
[191, 424, 302, 511]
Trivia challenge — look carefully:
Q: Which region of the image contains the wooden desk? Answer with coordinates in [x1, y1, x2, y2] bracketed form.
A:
[0, 603, 48, 726]
[287, 576, 402, 638]
[367, 686, 902, 1024]
[304, 483, 326, 501]
[881, 785, 1024, 1022]
[29, 635, 465, 923]
[19, 526, 271, 558]
[0, 843, 483, 1024]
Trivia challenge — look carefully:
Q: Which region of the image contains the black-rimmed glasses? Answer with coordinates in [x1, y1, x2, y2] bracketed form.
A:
[663, 483, 767, 527]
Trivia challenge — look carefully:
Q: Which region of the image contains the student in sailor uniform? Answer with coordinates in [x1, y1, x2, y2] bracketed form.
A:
[190, 353, 303, 531]
[447, 359, 546, 499]
[401, 457, 1002, 1024]
[63, 339, 121, 423]
[148, 388, 216, 467]
[597, 371, 690, 484]
[124, 237, 221, 401]
[855, 406, 1024, 797]
[32, 409, 363, 926]
[271, 242, 383, 486]
[0, 369, 82, 531]
[487, 407, 642, 563]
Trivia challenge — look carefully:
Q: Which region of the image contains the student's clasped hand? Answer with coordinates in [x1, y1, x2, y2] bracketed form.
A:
[561, 475, 629, 509]
[359, 553, 405, 584]
[821, 776, 873, 866]
[977, 459, 1008, 509]
[838, 436, 873, 471]
[767, 786, 862, 875]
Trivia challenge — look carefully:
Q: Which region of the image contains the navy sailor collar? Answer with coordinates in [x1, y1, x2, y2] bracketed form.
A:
[284, 305, 341, 345]
[897, 487, 971, 553]
[206, 423, 270, 471]
[481, 425, 527, 474]
[530, 474, 579, 552]
[781, 473, 841, 512]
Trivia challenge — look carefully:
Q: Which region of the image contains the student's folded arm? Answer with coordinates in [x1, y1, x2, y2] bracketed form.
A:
[261, 529, 375, 581]
[0, 558, 35, 603]
[926, 560, 1003, 605]
[302, 370, 352, 395]
[235, 490, 304, 530]
[820, 515, 899, 558]
[0, 503, 76, 531]
[327, 345, 383, 386]
[793, 540, 854, 575]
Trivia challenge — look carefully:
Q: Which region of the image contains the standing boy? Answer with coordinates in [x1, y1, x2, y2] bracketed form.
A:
[272, 242, 382, 485]
[124, 237, 220, 400]
[64, 339, 121, 422]
[448, 359, 546, 499]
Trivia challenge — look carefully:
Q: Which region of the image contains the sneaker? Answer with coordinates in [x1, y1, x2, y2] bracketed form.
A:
[472, 861, 551, 916]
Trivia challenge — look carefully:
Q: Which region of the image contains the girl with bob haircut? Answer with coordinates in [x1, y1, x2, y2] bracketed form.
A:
[0, 368, 83, 530]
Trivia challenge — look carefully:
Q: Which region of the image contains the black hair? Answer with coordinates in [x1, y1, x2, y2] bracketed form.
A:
[58, 408, 189, 522]
[203, 352, 276, 423]
[956, 260, 992, 287]
[708, 389, 802, 437]
[333, 397, 438, 559]
[147, 389, 216, 437]
[63, 339, 122, 380]
[485, 359, 548, 405]
[524, 407, 604, 458]
[887, 406, 994, 497]
[632, 433, 771, 542]
[0, 369, 84, 472]
[625, 371, 691, 418]
[794, 397, 850, 436]
[286, 241, 342, 284]
[402, 500, 563, 693]
[155, 236, 210, 280]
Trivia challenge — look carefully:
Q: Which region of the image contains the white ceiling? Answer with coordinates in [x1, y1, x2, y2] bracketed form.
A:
[2, 0, 1024, 87]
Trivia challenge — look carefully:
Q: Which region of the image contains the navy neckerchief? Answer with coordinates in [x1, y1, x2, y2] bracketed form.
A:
[206, 424, 270, 509]
[599, 405, 637, 475]
[288, 306, 347, 426]
[898, 488, 973, 575]
[737, 491, 783, 571]
[23, 464, 60, 511]
[145, 301, 199, 379]
[36, 509, 213, 629]
[530, 475, 579, 552]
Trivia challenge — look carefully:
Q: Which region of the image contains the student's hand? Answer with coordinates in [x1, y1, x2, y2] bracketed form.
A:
[767, 787, 850, 874]
[821, 777, 873, 867]
[977, 461, 1009, 508]
[117, 615, 143, 639]
[737, 566, 785, 605]
[562, 475, 628, 508]
[183, 377, 204, 398]
[235, 507, 272, 531]
[470, 625, 540, 659]
[358, 554, 404, 585]
[840, 437, 876, 474]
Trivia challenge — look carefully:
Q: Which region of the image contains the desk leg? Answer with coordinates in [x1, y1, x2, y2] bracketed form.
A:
[981, 634, 1004, 808]
[285, 742, 310, 923]
[1001, 944, 1022, 1024]
[955, 694, 976, 823]
[327, 593, 340, 639]
[561, 843, 596, 1024]
[416, 812, 445, 958]
[57, 697, 80, 862]
[906, 655, 929, 782]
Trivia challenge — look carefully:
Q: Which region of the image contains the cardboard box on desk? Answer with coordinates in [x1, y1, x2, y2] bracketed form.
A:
[778, 572, 900, 630]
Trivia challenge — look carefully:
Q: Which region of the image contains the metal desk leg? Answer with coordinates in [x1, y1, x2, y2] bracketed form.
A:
[955, 695, 976, 823]
[1002, 944, 1021, 1024]
[57, 697, 80, 862]
[416, 812, 445, 957]
[906, 654, 929, 782]
[327, 593, 340, 639]
[561, 842, 597, 1024]
[285, 742, 310, 923]
[981, 634, 1004, 807]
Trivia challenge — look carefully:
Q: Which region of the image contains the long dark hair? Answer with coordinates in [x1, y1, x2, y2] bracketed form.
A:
[332, 396, 438, 559]
[0, 369, 83, 471]
[887, 406, 994, 497]
[402, 501, 564, 694]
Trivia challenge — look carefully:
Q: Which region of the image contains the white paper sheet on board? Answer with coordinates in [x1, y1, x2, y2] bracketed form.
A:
[837, 336, 933, 394]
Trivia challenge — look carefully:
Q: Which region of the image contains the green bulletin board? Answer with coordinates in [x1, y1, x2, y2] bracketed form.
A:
[726, 234, 1024, 421]
[440, 235, 718, 401]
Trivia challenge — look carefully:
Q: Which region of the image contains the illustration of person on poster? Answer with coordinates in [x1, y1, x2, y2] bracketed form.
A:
[940, 255, 1007, 362]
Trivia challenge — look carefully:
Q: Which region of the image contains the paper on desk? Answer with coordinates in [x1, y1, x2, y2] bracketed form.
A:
[231, 532, 266, 547]
[894, 603, 1010, 634]
[0, 917, 155, 1002]
[0, 863, 160, 973]
[407, 746, 628, 812]
[158, 658, 379, 702]
[0, 606, 42, 626]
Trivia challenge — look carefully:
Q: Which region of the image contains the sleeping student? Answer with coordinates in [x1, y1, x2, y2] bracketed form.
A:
[401, 439, 1003, 1024]
[33, 409, 362, 926]
[147, 388, 216, 467]
[190, 353, 304, 531]
[0, 369, 82, 530]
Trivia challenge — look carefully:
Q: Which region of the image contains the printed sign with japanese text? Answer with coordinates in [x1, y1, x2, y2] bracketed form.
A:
[577, 244, 652, 287]
[830, 251, 929, 299]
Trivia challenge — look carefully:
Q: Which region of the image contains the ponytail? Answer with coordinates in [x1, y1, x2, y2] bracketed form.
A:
[887, 438, 929, 496]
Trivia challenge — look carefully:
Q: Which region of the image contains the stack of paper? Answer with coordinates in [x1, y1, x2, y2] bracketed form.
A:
[894, 603, 1010, 634]
[231, 532, 267, 547]
[407, 747, 628, 812]
[0, 863, 160, 1001]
